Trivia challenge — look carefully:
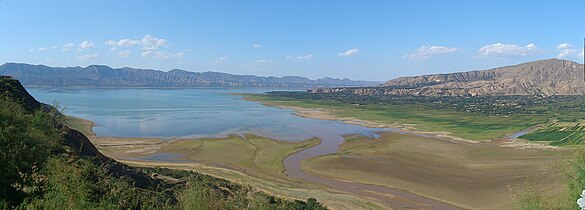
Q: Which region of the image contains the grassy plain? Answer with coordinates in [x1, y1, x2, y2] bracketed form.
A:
[302, 132, 569, 209]
[520, 121, 585, 146]
[243, 94, 544, 141]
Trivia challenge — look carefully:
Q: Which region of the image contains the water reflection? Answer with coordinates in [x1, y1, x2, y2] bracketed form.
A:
[27, 87, 385, 141]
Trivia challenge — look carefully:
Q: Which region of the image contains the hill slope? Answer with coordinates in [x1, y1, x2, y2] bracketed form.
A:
[311, 59, 585, 96]
[0, 63, 376, 88]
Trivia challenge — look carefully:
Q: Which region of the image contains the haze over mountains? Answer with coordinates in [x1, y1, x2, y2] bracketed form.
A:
[310, 59, 585, 96]
[0, 63, 377, 88]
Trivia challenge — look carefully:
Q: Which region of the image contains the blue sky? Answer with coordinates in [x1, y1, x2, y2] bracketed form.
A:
[0, 0, 584, 81]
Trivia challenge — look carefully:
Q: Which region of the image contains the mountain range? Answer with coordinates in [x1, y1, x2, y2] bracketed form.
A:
[0, 63, 377, 88]
[310, 59, 585, 96]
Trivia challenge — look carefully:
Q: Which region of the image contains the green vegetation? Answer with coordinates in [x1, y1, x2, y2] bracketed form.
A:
[520, 122, 585, 146]
[0, 78, 328, 209]
[244, 92, 585, 142]
[0, 94, 65, 207]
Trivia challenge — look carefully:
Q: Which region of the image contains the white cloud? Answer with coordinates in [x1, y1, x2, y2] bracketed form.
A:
[556, 43, 584, 59]
[76, 54, 99, 61]
[556, 43, 572, 50]
[118, 50, 131, 57]
[62, 43, 75, 47]
[79, 41, 96, 49]
[219, 56, 228, 61]
[478, 43, 539, 57]
[285, 54, 313, 60]
[61, 43, 75, 51]
[106, 39, 137, 48]
[29, 47, 48, 52]
[403, 45, 461, 60]
[338, 48, 359, 56]
[106, 35, 167, 50]
[254, 59, 272, 64]
[253, 44, 262, 49]
[107, 35, 184, 59]
[141, 50, 183, 59]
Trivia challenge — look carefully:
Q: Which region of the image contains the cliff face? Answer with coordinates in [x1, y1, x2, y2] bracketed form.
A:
[311, 59, 585, 96]
[0, 63, 376, 88]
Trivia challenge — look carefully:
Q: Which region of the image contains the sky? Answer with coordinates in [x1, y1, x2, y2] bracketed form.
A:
[0, 0, 584, 81]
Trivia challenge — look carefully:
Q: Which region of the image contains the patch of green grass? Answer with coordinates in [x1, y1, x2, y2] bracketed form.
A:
[521, 122, 585, 146]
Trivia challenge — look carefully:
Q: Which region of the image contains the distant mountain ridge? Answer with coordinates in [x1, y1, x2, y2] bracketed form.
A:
[0, 63, 377, 88]
[310, 59, 585, 96]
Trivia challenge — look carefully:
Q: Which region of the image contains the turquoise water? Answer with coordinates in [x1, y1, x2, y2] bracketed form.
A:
[27, 87, 383, 142]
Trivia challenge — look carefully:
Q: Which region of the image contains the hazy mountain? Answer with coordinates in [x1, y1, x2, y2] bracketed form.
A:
[0, 63, 377, 88]
[310, 59, 585, 96]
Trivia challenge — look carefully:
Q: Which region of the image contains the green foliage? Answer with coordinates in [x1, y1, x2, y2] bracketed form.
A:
[145, 167, 328, 210]
[22, 157, 175, 210]
[0, 97, 64, 206]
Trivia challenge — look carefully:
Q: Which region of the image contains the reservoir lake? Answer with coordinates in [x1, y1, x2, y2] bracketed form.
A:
[27, 87, 384, 142]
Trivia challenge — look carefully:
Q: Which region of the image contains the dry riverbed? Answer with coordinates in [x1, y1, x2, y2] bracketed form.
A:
[302, 132, 568, 209]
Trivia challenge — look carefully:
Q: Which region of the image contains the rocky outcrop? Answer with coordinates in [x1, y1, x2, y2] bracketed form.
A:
[0, 63, 377, 88]
[311, 59, 585, 96]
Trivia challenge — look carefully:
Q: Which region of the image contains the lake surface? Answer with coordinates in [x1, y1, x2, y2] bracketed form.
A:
[27, 87, 384, 142]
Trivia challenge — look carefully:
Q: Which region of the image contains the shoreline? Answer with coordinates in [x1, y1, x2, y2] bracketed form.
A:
[241, 94, 561, 149]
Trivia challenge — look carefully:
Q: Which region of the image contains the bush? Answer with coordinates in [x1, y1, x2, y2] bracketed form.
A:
[0, 97, 64, 206]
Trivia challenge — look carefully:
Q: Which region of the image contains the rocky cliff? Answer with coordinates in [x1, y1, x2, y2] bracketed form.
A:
[310, 59, 585, 96]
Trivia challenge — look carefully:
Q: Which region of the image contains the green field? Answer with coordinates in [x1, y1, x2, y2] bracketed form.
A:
[243, 94, 548, 140]
[521, 122, 585, 145]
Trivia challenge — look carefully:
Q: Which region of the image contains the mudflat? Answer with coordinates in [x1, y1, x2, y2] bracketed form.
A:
[303, 132, 568, 209]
